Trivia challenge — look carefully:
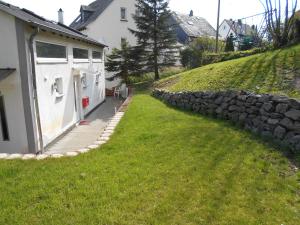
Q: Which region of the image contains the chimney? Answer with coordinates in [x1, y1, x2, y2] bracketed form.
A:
[58, 8, 64, 24]
[189, 10, 193, 17]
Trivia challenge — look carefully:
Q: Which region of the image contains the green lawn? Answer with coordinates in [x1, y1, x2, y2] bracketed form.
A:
[156, 44, 300, 98]
[0, 94, 299, 225]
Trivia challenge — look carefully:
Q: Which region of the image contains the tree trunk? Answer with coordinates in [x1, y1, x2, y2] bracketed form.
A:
[153, 1, 159, 80]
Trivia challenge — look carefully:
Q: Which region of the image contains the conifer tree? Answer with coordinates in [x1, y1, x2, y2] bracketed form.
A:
[105, 40, 141, 84]
[130, 0, 177, 80]
[225, 33, 235, 52]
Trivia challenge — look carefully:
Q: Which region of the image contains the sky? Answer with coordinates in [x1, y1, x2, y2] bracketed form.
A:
[4, 0, 299, 28]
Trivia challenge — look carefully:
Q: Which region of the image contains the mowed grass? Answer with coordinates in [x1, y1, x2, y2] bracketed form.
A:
[156, 44, 300, 98]
[0, 94, 300, 225]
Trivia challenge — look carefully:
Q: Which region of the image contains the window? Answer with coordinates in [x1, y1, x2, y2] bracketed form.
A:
[121, 38, 126, 46]
[92, 50, 102, 60]
[73, 48, 89, 59]
[0, 94, 9, 141]
[121, 7, 127, 20]
[135, 9, 140, 17]
[52, 78, 64, 98]
[36, 41, 67, 59]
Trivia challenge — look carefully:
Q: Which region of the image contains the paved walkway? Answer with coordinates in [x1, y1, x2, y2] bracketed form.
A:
[45, 97, 124, 154]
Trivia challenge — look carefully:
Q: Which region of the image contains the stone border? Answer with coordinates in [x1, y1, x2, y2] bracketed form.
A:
[0, 95, 133, 160]
[153, 89, 300, 154]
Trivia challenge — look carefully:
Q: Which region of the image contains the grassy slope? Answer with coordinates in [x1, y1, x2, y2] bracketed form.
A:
[156, 44, 300, 98]
[0, 94, 299, 225]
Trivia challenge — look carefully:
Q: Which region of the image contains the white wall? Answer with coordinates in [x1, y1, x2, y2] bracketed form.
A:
[0, 11, 29, 153]
[82, 0, 137, 89]
[83, 0, 137, 52]
[32, 31, 105, 147]
[219, 20, 235, 40]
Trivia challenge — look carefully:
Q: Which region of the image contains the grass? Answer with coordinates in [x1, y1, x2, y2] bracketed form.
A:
[0, 94, 300, 225]
[156, 44, 300, 98]
[128, 67, 185, 84]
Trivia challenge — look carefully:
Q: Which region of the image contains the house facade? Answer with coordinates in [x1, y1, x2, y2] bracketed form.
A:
[219, 19, 256, 50]
[70, 0, 137, 53]
[0, 1, 106, 154]
[70, 0, 137, 89]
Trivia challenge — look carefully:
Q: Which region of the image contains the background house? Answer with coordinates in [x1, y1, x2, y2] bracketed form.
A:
[170, 10, 217, 45]
[0, 1, 106, 154]
[70, 0, 137, 89]
[219, 19, 257, 50]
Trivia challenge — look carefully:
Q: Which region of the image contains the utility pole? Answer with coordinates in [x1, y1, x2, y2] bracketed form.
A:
[215, 0, 221, 53]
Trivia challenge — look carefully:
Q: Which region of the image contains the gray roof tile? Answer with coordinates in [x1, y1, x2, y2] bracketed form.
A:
[70, 0, 114, 30]
[0, 1, 106, 47]
[172, 12, 217, 38]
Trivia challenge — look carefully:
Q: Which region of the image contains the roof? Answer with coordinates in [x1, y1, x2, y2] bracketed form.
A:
[223, 19, 254, 36]
[172, 12, 217, 38]
[0, 1, 106, 47]
[70, 0, 114, 30]
[0, 68, 15, 82]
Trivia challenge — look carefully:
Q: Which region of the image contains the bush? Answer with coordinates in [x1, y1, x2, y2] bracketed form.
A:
[181, 46, 269, 69]
[180, 37, 225, 68]
[201, 47, 269, 66]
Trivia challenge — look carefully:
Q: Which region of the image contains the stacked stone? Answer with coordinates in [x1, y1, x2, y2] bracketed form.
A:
[153, 89, 300, 153]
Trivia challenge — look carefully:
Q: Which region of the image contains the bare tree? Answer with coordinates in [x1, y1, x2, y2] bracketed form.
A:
[260, 0, 298, 47]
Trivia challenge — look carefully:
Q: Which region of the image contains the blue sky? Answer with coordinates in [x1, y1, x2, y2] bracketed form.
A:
[4, 0, 299, 28]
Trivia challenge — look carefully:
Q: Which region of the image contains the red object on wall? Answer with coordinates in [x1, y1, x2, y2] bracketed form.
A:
[82, 97, 89, 108]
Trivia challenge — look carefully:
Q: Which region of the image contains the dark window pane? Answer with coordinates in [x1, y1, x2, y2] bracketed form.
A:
[73, 48, 89, 59]
[36, 41, 66, 58]
[121, 7, 127, 20]
[0, 95, 9, 141]
[92, 51, 102, 59]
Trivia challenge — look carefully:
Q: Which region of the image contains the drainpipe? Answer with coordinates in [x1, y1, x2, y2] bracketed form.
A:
[29, 26, 44, 154]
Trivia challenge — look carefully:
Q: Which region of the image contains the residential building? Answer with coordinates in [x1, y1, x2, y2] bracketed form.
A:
[0, 1, 106, 154]
[170, 10, 217, 44]
[70, 0, 137, 89]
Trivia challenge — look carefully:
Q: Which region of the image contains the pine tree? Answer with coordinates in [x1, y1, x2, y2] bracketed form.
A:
[130, 0, 177, 80]
[105, 40, 141, 84]
[225, 33, 235, 52]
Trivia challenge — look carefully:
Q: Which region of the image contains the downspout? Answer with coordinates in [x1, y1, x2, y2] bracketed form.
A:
[29, 26, 44, 154]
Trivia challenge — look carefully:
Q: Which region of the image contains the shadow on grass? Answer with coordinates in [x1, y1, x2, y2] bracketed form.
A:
[156, 97, 300, 168]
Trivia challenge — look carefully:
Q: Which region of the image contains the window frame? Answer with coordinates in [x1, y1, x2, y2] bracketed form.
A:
[120, 7, 127, 21]
[35, 40, 68, 64]
[73, 47, 90, 63]
[92, 50, 103, 63]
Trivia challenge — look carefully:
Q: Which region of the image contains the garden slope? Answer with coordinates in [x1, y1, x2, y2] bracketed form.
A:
[0, 94, 299, 225]
[156, 44, 300, 98]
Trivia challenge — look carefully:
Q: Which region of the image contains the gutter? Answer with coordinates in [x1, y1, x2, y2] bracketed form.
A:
[29, 26, 44, 153]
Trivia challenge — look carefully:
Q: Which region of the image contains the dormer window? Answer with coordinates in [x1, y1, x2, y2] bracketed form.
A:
[121, 7, 127, 21]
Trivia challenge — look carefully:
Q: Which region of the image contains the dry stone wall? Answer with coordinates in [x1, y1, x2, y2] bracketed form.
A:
[153, 89, 300, 153]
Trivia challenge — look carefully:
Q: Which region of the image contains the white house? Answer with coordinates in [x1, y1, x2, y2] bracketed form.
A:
[0, 1, 106, 154]
[70, 0, 137, 89]
[219, 19, 256, 50]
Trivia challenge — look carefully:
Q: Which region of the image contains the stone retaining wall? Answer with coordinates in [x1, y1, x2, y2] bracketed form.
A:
[153, 89, 300, 153]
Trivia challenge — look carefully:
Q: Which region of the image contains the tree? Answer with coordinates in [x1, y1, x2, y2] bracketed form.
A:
[260, 0, 298, 48]
[130, 0, 178, 80]
[180, 37, 224, 68]
[225, 33, 235, 52]
[105, 40, 141, 84]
